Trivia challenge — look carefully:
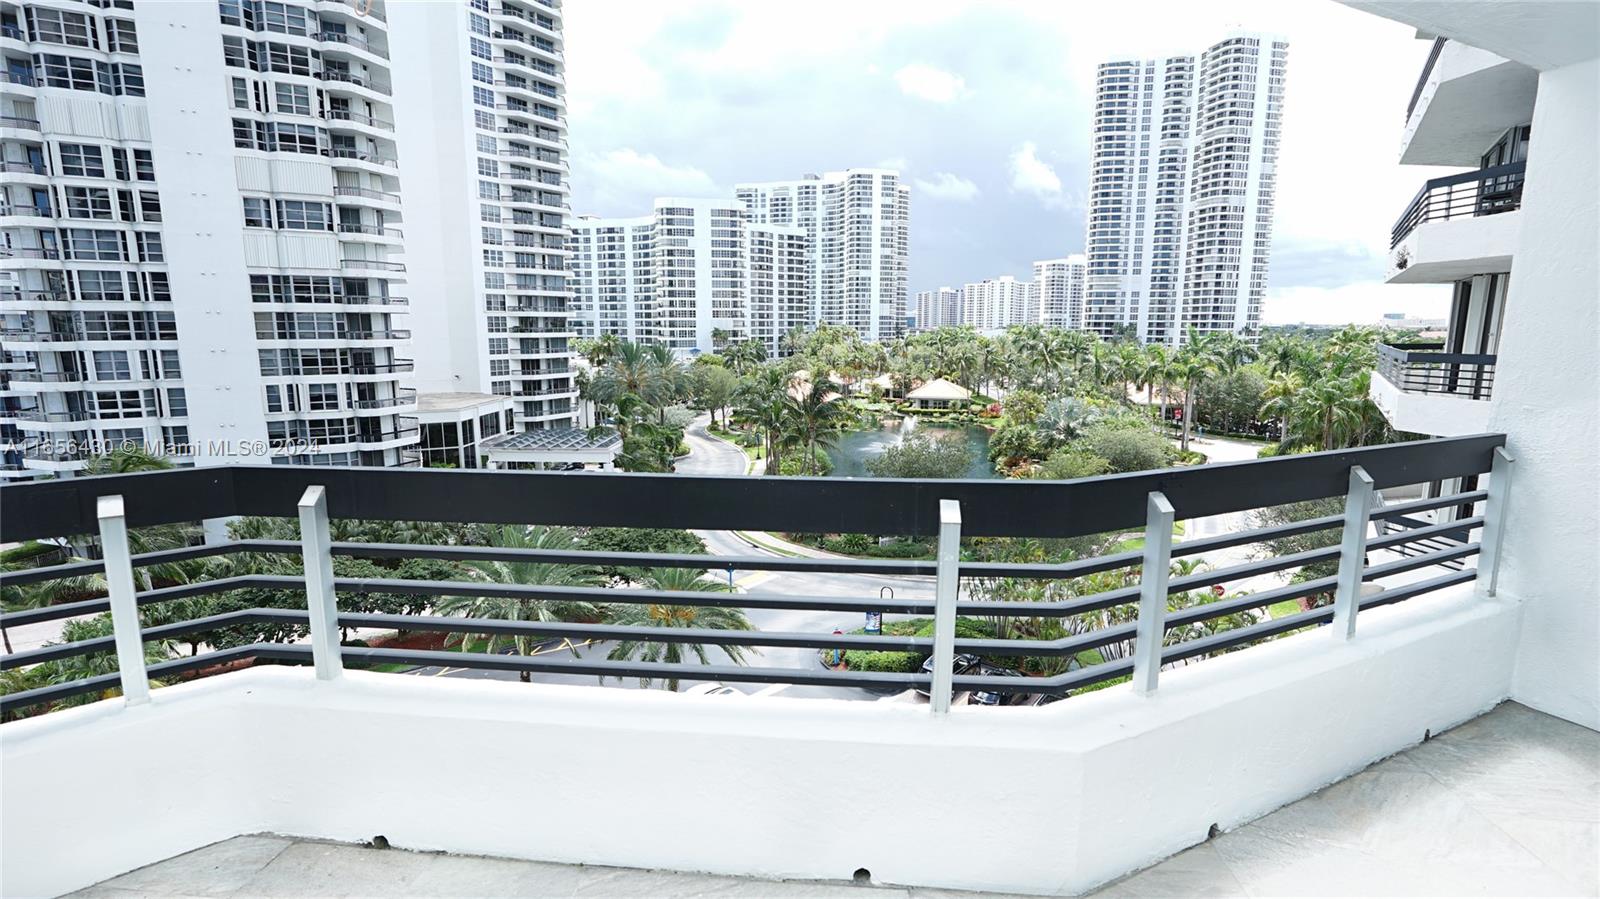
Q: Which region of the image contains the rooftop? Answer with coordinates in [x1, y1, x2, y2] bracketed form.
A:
[415, 392, 509, 414]
[482, 426, 621, 452]
[67, 701, 1596, 897]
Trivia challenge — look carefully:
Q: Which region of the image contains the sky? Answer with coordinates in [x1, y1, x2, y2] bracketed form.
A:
[562, 0, 1458, 326]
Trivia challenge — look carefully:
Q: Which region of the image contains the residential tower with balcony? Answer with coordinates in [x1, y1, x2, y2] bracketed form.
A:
[0, 0, 416, 477]
[1085, 32, 1287, 345]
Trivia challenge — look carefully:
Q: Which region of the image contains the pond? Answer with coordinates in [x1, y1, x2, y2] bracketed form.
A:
[824, 415, 997, 479]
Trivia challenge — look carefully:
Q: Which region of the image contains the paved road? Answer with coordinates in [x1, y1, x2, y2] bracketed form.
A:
[417, 415, 930, 701]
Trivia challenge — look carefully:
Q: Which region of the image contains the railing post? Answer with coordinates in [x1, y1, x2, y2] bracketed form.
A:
[1331, 466, 1375, 640]
[1477, 447, 1515, 597]
[1132, 492, 1175, 696]
[96, 495, 151, 706]
[297, 485, 343, 680]
[929, 498, 962, 715]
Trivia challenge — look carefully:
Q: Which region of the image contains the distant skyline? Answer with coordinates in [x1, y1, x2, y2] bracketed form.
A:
[563, 0, 1457, 327]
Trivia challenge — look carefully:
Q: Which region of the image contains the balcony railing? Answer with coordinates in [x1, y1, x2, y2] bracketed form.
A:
[1406, 36, 1448, 122]
[333, 186, 401, 203]
[1377, 342, 1497, 400]
[0, 435, 1513, 718]
[1391, 160, 1526, 249]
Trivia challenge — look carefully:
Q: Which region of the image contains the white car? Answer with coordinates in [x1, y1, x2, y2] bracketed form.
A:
[683, 683, 743, 697]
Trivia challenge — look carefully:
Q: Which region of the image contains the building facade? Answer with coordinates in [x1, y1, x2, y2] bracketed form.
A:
[390, 0, 577, 432]
[735, 168, 909, 344]
[1085, 32, 1287, 345]
[1033, 254, 1086, 329]
[0, 0, 416, 477]
[568, 200, 808, 358]
[913, 286, 960, 332]
[960, 275, 1037, 333]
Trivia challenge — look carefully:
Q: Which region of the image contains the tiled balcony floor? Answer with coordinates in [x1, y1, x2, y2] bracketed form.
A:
[70, 702, 1597, 898]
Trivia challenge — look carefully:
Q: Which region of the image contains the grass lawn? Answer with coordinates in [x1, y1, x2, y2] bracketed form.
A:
[1267, 599, 1304, 619]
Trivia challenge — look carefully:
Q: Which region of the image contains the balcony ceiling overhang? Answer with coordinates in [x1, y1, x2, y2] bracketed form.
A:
[1402, 47, 1539, 166]
[1342, 1, 1600, 71]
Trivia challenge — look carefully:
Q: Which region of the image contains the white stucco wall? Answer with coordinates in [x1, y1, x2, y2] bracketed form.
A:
[1487, 56, 1600, 731]
[1, 584, 1519, 898]
[1369, 371, 1492, 437]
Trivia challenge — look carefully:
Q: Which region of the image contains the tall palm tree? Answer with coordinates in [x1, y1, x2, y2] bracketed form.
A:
[788, 376, 848, 475]
[1174, 351, 1216, 452]
[733, 367, 794, 476]
[432, 524, 605, 681]
[1259, 371, 1304, 446]
[605, 567, 754, 691]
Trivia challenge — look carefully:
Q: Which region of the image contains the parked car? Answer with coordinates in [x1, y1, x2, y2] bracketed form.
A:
[683, 683, 742, 697]
[968, 664, 1028, 706]
[916, 653, 982, 697]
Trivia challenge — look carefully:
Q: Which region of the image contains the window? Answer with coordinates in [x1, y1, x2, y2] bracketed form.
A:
[29, 8, 97, 49]
[64, 228, 123, 261]
[77, 270, 128, 301]
[231, 77, 251, 109]
[469, 13, 489, 36]
[112, 63, 143, 96]
[276, 200, 331, 231]
[32, 53, 107, 92]
[264, 384, 286, 413]
[306, 383, 339, 411]
[471, 61, 493, 84]
[133, 150, 155, 181]
[472, 85, 494, 108]
[135, 231, 163, 262]
[106, 18, 139, 53]
[139, 192, 162, 222]
[243, 197, 272, 227]
[165, 388, 187, 417]
[273, 82, 311, 116]
[59, 144, 106, 178]
[159, 349, 182, 379]
[63, 186, 114, 219]
[94, 350, 131, 381]
[470, 37, 491, 60]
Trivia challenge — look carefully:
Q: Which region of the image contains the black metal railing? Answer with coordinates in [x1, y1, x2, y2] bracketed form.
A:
[1377, 342, 1497, 399]
[1391, 160, 1526, 249]
[1406, 36, 1448, 122]
[0, 435, 1512, 717]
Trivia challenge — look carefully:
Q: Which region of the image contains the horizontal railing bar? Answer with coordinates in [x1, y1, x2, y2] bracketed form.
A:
[959, 549, 1142, 581]
[0, 575, 303, 628]
[1356, 568, 1478, 610]
[0, 609, 308, 670]
[337, 646, 928, 690]
[0, 540, 300, 588]
[334, 612, 927, 653]
[0, 434, 1508, 542]
[1364, 542, 1479, 579]
[953, 658, 1136, 694]
[1162, 606, 1335, 664]
[1167, 544, 1341, 594]
[955, 624, 1138, 658]
[1164, 576, 1337, 629]
[331, 542, 937, 576]
[1373, 490, 1487, 520]
[0, 643, 279, 714]
[954, 586, 1139, 618]
[332, 577, 938, 614]
[1368, 516, 1482, 551]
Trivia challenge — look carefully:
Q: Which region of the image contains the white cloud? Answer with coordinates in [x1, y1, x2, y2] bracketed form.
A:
[1009, 141, 1062, 197]
[894, 64, 969, 103]
[574, 149, 721, 213]
[875, 156, 910, 173]
[915, 172, 980, 201]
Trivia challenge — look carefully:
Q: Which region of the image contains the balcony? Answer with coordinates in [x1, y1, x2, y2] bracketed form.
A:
[1401, 40, 1538, 166]
[1388, 162, 1523, 284]
[1371, 343, 1496, 437]
[0, 436, 1566, 895]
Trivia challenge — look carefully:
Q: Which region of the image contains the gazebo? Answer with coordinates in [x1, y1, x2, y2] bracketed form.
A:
[905, 378, 971, 410]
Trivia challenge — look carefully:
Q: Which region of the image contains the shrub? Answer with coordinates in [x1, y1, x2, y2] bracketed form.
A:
[778, 447, 832, 476]
[988, 421, 1045, 466]
[829, 616, 995, 672]
[866, 432, 973, 479]
[1078, 422, 1174, 473]
[1034, 447, 1112, 480]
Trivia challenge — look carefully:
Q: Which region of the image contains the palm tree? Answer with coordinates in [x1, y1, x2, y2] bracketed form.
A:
[788, 376, 848, 475]
[733, 367, 795, 476]
[83, 445, 172, 475]
[1174, 351, 1216, 452]
[1259, 371, 1304, 445]
[432, 524, 605, 682]
[604, 567, 754, 691]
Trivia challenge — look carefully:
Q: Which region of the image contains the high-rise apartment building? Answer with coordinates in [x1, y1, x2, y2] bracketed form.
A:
[913, 286, 961, 332]
[391, 0, 577, 432]
[1, 0, 416, 478]
[1033, 255, 1087, 329]
[1085, 32, 1287, 345]
[568, 200, 808, 357]
[960, 276, 1037, 333]
[736, 168, 909, 344]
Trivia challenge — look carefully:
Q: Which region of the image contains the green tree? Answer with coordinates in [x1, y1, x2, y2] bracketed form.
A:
[1033, 446, 1112, 480]
[604, 567, 754, 691]
[787, 375, 849, 476]
[694, 364, 739, 429]
[1079, 422, 1174, 473]
[865, 432, 974, 479]
[432, 525, 605, 681]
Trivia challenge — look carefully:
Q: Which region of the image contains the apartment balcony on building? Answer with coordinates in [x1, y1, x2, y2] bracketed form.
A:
[1387, 157, 1524, 283]
[2, 436, 1594, 896]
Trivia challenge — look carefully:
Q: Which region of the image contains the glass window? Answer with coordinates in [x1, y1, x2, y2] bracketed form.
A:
[243, 197, 272, 227]
[59, 144, 106, 178]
